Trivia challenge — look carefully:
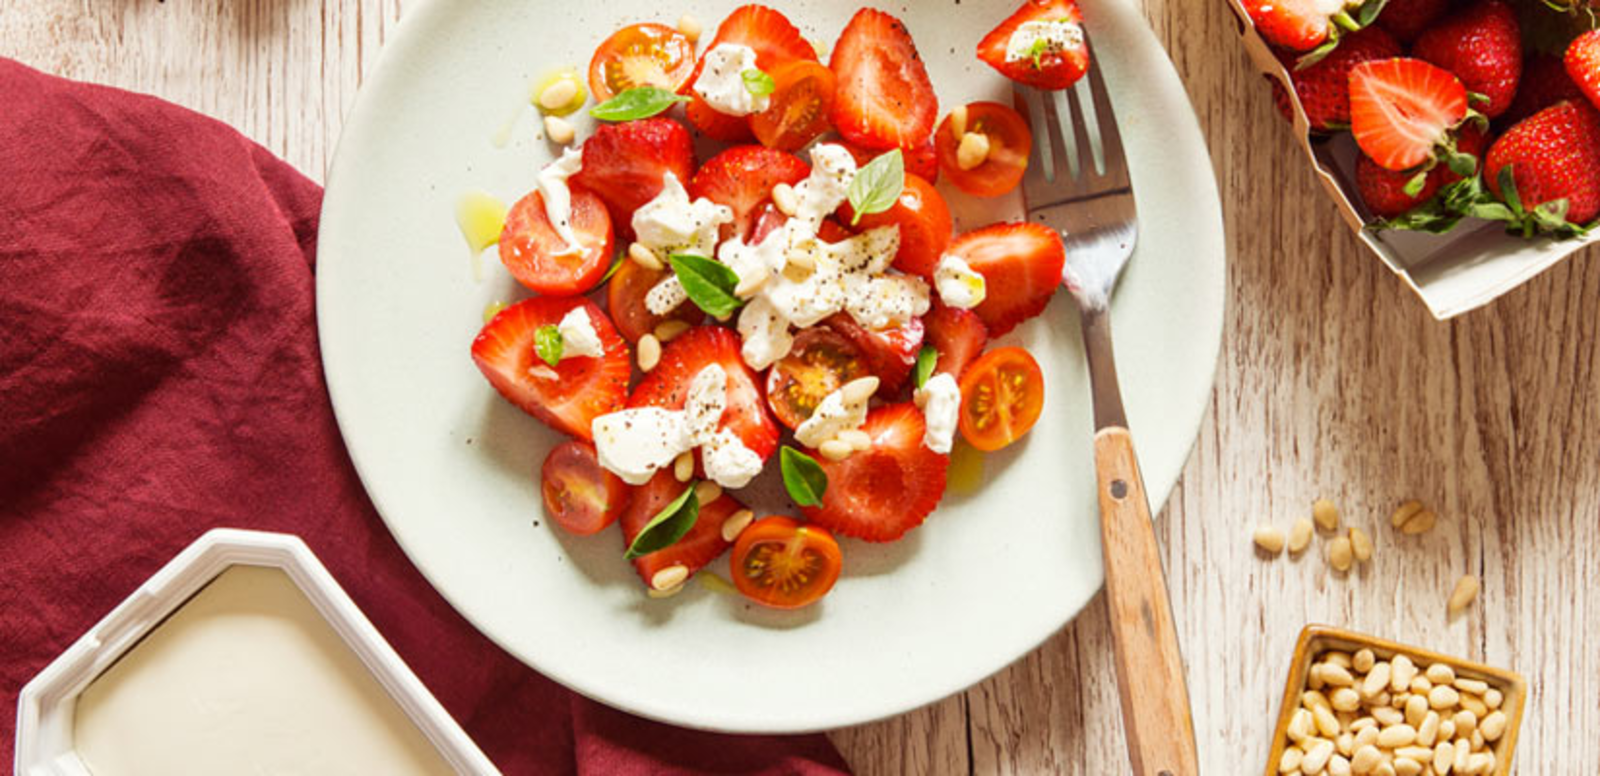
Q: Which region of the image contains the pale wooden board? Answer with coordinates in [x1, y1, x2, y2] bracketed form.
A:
[7, 0, 1597, 772]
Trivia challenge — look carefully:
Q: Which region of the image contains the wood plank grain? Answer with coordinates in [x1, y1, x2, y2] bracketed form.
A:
[5, 0, 1599, 773]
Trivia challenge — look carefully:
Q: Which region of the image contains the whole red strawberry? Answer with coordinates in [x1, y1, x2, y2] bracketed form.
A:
[1485, 101, 1600, 227]
[1501, 53, 1587, 127]
[1375, 0, 1448, 43]
[1412, 0, 1523, 119]
[1358, 123, 1489, 218]
[1271, 27, 1402, 131]
[1566, 29, 1600, 113]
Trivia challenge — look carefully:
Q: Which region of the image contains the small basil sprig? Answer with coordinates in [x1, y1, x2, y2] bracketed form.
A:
[847, 149, 904, 225]
[913, 346, 938, 389]
[670, 254, 743, 318]
[534, 324, 564, 367]
[780, 446, 828, 507]
[742, 68, 775, 97]
[624, 486, 699, 559]
[590, 87, 689, 121]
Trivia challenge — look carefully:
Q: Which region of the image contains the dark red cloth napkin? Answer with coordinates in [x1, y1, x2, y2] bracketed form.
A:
[0, 58, 849, 776]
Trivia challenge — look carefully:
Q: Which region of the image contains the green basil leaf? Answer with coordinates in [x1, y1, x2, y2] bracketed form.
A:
[914, 346, 938, 389]
[670, 254, 743, 318]
[780, 446, 828, 507]
[1027, 38, 1050, 70]
[624, 486, 699, 559]
[589, 87, 690, 121]
[742, 68, 775, 97]
[534, 324, 563, 367]
[847, 149, 904, 226]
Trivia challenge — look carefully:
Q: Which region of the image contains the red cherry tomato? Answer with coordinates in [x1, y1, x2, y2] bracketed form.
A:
[957, 347, 1045, 452]
[587, 23, 697, 101]
[765, 328, 871, 430]
[541, 440, 631, 535]
[751, 61, 837, 151]
[730, 516, 843, 609]
[605, 257, 703, 343]
[935, 102, 1032, 197]
[498, 187, 614, 296]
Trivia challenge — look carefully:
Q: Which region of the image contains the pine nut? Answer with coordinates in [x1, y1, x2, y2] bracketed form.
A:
[1350, 527, 1373, 561]
[1465, 753, 1493, 775]
[1429, 685, 1459, 709]
[637, 334, 662, 371]
[1371, 706, 1404, 726]
[1377, 724, 1417, 748]
[1374, 762, 1396, 776]
[1484, 688, 1502, 709]
[1471, 728, 1483, 749]
[720, 508, 754, 542]
[1438, 718, 1456, 741]
[1391, 500, 1425, 529]
[1335, 731, 1354, 757]
[1433, 742, 1455, 774]
[1351, 648, 1374, 673]
[956, 131, 991, 170]
[1452, 710, 1476, 737]
[1372, 691, 1393, 708]
[771, 182, 799, 217]
[840, 376, 880, 405]
[1337, 709, 1358, 729]
[1410, 676, 1432, 694]
[1328, 536, 1354, 571]
[1288, 708, 1314, 743]
[650, 564, 689, 591]
[1417, 710, 1440, 746]
[1392, 757, 1423, 776]
[839, 428, 872, 451]
[1394, 503, 1437, 535]
[1426, 663, 1456, 685]
[544, 115, 576, 145]
[1459, 692, 1487, 718]
[629, 242, 664, 270]
[1453, 739, 1470, 773]
[1453, 678, 1488, 695]
[819, 438, 853, 461]
[1279, 746, 1304, 774]
[694, 480, 722, 505]
[1479, 710, 1506, 741]
[1303, 689, 1332, 711]
[1362, 662, 1391, 698]
[1302, 738, 1334, 773]
[677, 13, 702, 42]
[538, 78, 579, 111]
[1288, 518, 1314, 554]
[949, 104, 969, 139]
[1351, 744, 1382, 774]
[1391, 655, 1417, 691]
[1351, 717, 1378, 734]
[1331, 687, 1361, 712]
[733, 265, 770, 297]
[786, 248, 816, 271]
[1405, 693, 1429, 726]
[1313, 498, 1340, 532]
[1354, 725, 1379, 751]
[1313, 704, 1341, 737]
[1329, 753, 1352, 776]
[1320, 663, 1355, 687]
[1254, 524, 1287, 554]
[1325, 651, 1354, 669]
[673, 451, 694, 482]
[1447, 575, 1480, 617]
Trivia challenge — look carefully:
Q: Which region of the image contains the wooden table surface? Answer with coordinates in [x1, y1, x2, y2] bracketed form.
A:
[8, 0, 1598, 773]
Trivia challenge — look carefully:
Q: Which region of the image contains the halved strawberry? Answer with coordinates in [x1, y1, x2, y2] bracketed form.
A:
[1349, 58, 1468, 172]
[619, 469, 744, 586]
[829, 8, 938, 150]
[977, 0, 1091, 90]
[471, 297, 631, 440]
[800, 403, 948, 542]
[943, 222, 1066, 336]
[923, 304, 989, 381]
[570, 117, 695, 234]
[822, 313, 925, 394]
[688, 145, 811, 242]
[628, 326, 780, 461]
[1567, 29, 1600, 114]
[1271, 26, 1401, 132]
[684, 5, 818, 141]
[1412, 0, 1521, 120]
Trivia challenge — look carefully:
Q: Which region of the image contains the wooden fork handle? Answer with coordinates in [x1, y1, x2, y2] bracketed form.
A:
[1095, 426, 1199, 776]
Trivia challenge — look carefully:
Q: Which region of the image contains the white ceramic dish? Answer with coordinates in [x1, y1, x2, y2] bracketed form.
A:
[318, 0, 1225, 733]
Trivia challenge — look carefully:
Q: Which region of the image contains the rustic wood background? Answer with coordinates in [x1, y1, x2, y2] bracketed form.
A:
[6, 0, 1597, 773]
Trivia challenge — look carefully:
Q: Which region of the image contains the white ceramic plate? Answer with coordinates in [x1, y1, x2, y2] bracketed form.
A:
[319, 0, 1224, 733]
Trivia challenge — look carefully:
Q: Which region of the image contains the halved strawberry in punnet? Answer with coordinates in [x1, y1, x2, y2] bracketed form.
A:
[923, 304, 989, 381]
[800, 403, 949, 542]
[1349, 58, 1468, 172]
[619, 470, 745, 586]
[829, 8, 938, 151]
[943, 222, 1065, 336]
[684, 5, 818, 141]
[471, 297, 630, 440]
[570, 117, 695, 232]
[628, 326, 780, 461]
[822, 313, 925, 394]
[977, 0, 1091, 90]
[688, 145, 811, 242]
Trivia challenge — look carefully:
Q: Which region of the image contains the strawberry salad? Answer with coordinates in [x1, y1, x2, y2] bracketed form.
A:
[1250, 0, 1600, 235]
[470, 1, 1093, 609]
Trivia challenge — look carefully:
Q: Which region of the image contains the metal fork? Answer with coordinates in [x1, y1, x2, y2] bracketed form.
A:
[1017, 56, 1200, 776]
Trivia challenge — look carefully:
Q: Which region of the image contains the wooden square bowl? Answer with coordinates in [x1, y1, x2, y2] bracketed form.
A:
[1264, 625, 1527, 776]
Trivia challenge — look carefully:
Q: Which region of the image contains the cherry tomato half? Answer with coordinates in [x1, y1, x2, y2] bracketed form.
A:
[499, 187, 614, 296]
[587, 23, 697, 102]
[541, 440, 631, 535]
[957, 346, 1045, 451]
[838, 172, 952, 279]
[751, 60, 836, 151]
[935, 101, 1032, 197]
[766, 328, 870, 430]
[731, 516, 843, 609]
[605, 256, 703, 343]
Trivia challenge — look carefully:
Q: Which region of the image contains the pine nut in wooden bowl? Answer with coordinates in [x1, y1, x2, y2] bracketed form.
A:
[1265, 625, 1526, 776]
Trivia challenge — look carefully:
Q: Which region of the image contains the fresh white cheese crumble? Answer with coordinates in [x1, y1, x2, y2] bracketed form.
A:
[692, 43, 770, 116]
[933, 254, 987, 309]
[735, 295, 795, 371]
[793, 386, 870, 448]
[914, 372, 961, 454]
[1004, 20, 1085, 63]
[536, 146, 586, 256]
[632, 172, 734, 260]
[590, 365, 765, 488]
[555, 307, 604, 360]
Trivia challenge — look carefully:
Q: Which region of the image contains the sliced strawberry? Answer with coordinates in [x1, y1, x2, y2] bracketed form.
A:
[471, 297, 631, 440]
[570, 117, 695, 234]
[683, 4, 818, 141]
[686, 95, 756, 142]
[1412, 0, 1521, 119]
[1271, 26, 1401, 132]
[829, 8, 938, 150]
[923, 304, 989, 381]
[1503, 54, 1586, 127]
[1375, 0, 1447, 43]
[688, 145, 811, 242]
[943, 222, 1065, 336]
[628, 326, 780, 461]
[800, 403, 948, 542]
[1567, 29, 1600, 114]
[822, 313, 925, 394]
[976, 0, 1091, 90]
[1349, 58, 1468, 172]
[619, 470, 744, 586]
